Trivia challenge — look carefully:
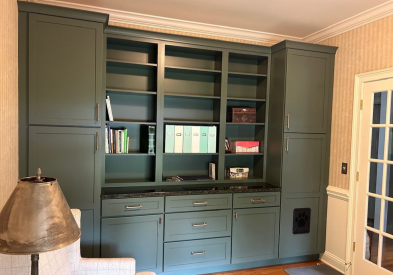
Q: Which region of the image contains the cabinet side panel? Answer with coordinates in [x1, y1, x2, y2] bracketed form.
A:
[266, 49, 286, 186]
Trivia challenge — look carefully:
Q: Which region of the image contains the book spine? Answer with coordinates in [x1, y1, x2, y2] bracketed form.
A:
[127, 137, 129, 153]
[105, 125, 109, 154]
[148, 126, 155, 154]
[106, 96, 114, 121]
[115, 130, 119, 153]
[120, 130, 125, 154]
[124, 129, 128, 154]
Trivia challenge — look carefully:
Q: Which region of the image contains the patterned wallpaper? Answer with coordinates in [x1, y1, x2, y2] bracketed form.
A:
[0, 0, 18, 210]
[319, 14, 393, 190]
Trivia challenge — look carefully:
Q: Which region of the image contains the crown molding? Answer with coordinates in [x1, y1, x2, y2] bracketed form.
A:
[28, 0, 300, 45]
[303, 0, 393, 43]
[28, 0, 393, 45]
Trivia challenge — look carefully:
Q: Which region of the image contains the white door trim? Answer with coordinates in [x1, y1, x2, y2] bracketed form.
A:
[347, 67, 393, 275]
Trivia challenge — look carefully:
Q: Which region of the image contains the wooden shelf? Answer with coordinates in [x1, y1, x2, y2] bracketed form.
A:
[165, 93, 220, 100]
[165, 65, 221, 74]
[107, 59, 157, 68]
[106, 120, 156, 125]
[226, 122, 265, 126]
[224, 176, 264, 182]
[228, 71, 267, 78]
[225, 153, 264, 156]
[106, 153, 155, 156]
[106, 88, 157, 95]
[104, 179, 155, 186]
[227, 97, 265, 102]
[164, 153, 218, 156]
[164, 120, 220, 125]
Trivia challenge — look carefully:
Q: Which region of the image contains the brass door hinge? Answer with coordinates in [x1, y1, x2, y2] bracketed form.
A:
[360, 100, 364, 110]
[353, 242, 356, 251]
[356, 172, 360, 181]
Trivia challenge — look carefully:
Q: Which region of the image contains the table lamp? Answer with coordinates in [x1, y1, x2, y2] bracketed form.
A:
[0, 169, 81, 275]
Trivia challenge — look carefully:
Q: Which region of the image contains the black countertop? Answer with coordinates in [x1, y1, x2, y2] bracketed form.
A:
[101, 183, 281, 199]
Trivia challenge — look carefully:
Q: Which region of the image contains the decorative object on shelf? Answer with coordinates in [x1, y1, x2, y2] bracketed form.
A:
[141, 125, 156, 154]
[0, 168, 81, 275]
[164, 176, 182, 182]
[164, 175, 214, 182]
[226, 167, 249, 179]
[209, 163, 216, 180]
[106, 95, 114, 121]
[231, 141, 259, 153]
[225, 138, 231, 153]
[227, 107, 256, 123]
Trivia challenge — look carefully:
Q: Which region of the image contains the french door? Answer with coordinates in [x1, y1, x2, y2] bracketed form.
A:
[355, 78, 393, 274]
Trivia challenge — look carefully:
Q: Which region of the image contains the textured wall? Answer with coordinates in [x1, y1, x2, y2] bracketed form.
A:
[319, 15, 393, 190]
[0, 0, 18, 210]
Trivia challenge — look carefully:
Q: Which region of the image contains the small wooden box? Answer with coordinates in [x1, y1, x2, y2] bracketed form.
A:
[225, 167, 249, 179]
[231, 141, 259, 153]
[227, 107, 256, 123]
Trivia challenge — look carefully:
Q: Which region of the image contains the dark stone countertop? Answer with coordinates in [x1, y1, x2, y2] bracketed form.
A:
[101, 184, 281, 199]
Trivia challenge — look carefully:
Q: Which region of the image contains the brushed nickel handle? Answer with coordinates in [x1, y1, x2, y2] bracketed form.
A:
[97, 103, 100, 121]
[193, 201, 208, 205]
[192, 222, 207, 227]
[234, 212, 237, 219]
[159, 218, 162, 224]
[285, 137, 289, 152]
[96, 132, 99, 150]
[191, 251, 206, 255]
[125, 204, 142, 209]
[251, 198, 265, 203]
[286, 114, 290, 129]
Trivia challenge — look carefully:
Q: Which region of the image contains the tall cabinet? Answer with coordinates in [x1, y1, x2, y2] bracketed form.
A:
[18, 3, 108, 257]
[267, 41, 337, 258]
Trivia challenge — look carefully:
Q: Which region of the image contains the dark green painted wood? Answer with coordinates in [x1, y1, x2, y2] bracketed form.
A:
[165, 194, 232, 212]
[282, 134, 326, 197]
[232, 207, 279, 264]
[233, 192, 280, 208]
[102, 197, 164, 217]
[156, 42, 165, 184]
[101, 214, 163, 273]
[271, 40, 338, 54]
[164, 237, 231, 272]
[164, 210, 232, 242]
[279, 197, 321, 258]
[80, 209, 95, 257]
[285, 49, 332, 133]
[29, 14, 103, 127]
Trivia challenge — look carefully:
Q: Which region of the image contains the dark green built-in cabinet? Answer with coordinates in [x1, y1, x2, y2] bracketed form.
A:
[18, 2, 337, 274]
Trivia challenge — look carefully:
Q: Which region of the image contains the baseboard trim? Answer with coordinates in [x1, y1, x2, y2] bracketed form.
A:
[321, 251, 346, 274]
[326, 186, 349, 201]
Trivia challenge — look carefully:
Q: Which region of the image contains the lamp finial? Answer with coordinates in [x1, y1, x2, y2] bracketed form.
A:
[35, 168, 42, 183]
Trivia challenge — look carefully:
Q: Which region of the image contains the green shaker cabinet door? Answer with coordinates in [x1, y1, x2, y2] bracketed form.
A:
[29, 14, 102, 127]
[101, 215, 163, 273]
[285, 49, 331, 133]
[232, 207, 279, 264]
[282, 133, 326, 197]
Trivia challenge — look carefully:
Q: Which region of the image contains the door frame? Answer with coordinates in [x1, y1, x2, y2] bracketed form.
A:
[347, 67, 393, 275]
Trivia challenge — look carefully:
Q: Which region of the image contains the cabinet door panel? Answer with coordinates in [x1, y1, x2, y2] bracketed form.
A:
[29, 14, 102, 127]
[285, 49, 331, 133]
[101, 215, 163, 273]
[29, 126, 100, 205]
[232, 207, 279, 264]
[282, 134, 326, 196]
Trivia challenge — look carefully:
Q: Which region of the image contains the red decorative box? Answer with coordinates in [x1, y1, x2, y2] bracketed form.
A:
[231, 141, 259, 153]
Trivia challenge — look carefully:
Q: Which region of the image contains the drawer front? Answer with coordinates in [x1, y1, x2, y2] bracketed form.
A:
[233, 192, 280, 208]
[165, 194, 232, 212]
[102, 197, 164, 217]
[164, 237, 231, 272]
[165, 210, 232, 242]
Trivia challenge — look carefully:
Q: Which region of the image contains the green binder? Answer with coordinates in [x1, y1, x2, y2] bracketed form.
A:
[208, 126, 217, 153]
[200, 126, 208, 153]
[183, 126, 192, 153]
[165, 125, 175, 153]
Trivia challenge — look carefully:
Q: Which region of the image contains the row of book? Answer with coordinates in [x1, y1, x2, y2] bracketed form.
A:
[105, 125, 129, 154]
[165, 125, 217, 153]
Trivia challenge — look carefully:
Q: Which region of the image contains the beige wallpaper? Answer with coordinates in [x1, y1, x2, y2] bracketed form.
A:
[0, 0, 18, 210]
[319, 15, 393, 190]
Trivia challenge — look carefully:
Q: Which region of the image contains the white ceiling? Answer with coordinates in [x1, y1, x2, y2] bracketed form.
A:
[57, 0, 390, 37]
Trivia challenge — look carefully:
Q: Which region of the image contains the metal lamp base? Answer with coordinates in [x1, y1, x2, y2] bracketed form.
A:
[31, 254, 39, 275]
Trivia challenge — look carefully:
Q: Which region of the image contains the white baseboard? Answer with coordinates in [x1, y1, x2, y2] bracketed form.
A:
[321, 251, 346, 274]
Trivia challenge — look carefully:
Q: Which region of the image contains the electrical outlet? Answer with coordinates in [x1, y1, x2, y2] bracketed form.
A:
[342, 163, 348, 174]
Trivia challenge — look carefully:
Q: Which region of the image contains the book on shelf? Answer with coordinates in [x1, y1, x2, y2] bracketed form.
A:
[140, 125, 156, 154]
[106, 95, 114, 121]
[106, 125, 129, 154]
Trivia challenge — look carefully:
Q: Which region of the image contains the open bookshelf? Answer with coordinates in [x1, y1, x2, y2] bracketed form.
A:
[103, 36, 269, 187]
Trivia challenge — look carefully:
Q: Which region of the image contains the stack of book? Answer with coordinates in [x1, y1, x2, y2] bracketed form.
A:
[105, 125, 129, 154]
[165, 125, 217, 153]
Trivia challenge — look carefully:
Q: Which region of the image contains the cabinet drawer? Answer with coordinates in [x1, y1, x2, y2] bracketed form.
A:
[165, 194, 232, 212]
[102, 197, 164, 217]
[164, 237, 231, 272]
[233, 192, 280, 208]
[165, 210, 232, 242]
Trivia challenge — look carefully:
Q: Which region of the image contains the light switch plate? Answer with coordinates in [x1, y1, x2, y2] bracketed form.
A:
[342, 163, 348, 174]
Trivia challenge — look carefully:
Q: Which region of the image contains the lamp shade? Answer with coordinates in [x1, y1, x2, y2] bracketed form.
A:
[0, 175, 81, 255]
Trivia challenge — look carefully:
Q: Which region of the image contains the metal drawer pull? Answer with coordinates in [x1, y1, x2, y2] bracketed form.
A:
[97, 103, 100, 121]
[286, 113, 290, 129]
[285, 137, 289, 152]
[251, 198, 265, 203]
[192, 201, 208, 205]
[125, 204, 142, 209]
[191, 251, 206, 255]
[192, 222, 207, 227]
[96, 132, 99, 151]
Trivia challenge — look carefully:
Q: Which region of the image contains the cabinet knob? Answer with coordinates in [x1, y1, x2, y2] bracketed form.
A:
[234, 212, 238, 219]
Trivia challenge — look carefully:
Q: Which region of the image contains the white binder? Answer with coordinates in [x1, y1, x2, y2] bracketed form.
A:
[191, 126, 200, 153]
[174, 125, 183, 153]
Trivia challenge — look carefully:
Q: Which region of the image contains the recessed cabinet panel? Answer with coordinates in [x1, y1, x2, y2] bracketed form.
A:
[282, 134, 326, 196]
[232, 207, 279, 264]
[285, 49, 331, 133]
[29, 14, 102, 127]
